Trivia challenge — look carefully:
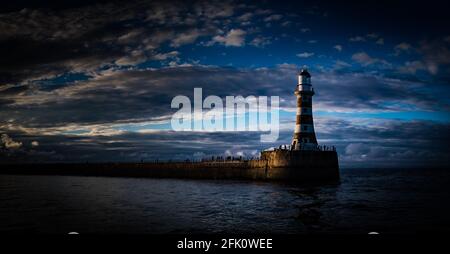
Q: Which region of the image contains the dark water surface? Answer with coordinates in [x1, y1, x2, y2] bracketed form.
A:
[1, 168, 449, 234]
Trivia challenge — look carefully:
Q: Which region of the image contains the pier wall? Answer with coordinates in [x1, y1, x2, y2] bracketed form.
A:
[1, 151, 339, 182]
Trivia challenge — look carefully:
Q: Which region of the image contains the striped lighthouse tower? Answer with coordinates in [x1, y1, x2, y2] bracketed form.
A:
[292, 69, 318, 150]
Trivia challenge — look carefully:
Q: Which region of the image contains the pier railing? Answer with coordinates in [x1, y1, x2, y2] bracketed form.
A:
[271, 144, 336, 152]
[95, 145, 336, 165]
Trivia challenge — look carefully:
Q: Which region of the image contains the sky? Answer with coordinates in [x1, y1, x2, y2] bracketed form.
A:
[0, 0, 449, 168]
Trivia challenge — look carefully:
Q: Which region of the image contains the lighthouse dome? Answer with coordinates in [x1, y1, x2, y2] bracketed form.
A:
[299, 69, 311, 78]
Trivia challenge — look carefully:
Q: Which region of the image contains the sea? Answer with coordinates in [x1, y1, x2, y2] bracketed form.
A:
[0, 168, 449, 234]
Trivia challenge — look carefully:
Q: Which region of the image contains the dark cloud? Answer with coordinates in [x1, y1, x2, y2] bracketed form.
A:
[1, 118, 448, 168]
[0, 0, 253, 85]
[0, 65, 444, 131]
[1, 67, 448, 167]
[418, 38, 450, 76]
[0, 2, 141, 84]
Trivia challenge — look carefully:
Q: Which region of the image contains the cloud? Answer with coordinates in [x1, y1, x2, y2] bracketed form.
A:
[249, 36, 272, 47]
[391, 38, 450, 75]
[312, 70, 439, 112]
[300, 28, 310, 33]
[152, 51, 180, 61]
[349, 36, 366, 42]
[170, 29, 203, 47]
[2, 117, 448, 167]
[211, 29, 246, 47]
[397, 61, 427, 74]
[352, 52, 375, 65]
[417, 38, 450, 75]
[394, 42, 412, 55]
[237, 12, 253, 22]
[1, 64, 442, 139]
[365, 33, 384, 45]
[0, 2, 148, 84]
[345, 143, 367, 155]
[115, 50, 148, 66]
[351, 52, 390, 67]
[333, 119, 450, 167]
[393, 38, 450, 75]
[333, 60, 351, 70]
[0, 62, 448, 166]
[194, 1, 235, 18]
[395, 42, 412, 51]
[296, 52, 315, 58]
[1, 134, 22, 149]
[0, 1, 251, 85]
[333, 45, 342, 51]
[366, 33, 379, 39]
[263, 14, 283, 22]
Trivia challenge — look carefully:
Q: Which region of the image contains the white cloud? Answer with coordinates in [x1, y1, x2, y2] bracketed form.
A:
[333, 60, 351, 70]
[115, 50, 147, 66]
[152, 51, 180, 60]
[117, 29, 146, 44]
[376, 38, 384, 45]
[249, 36, 271, 47]
[211, 29, 246, 47]
[116, 50, 181, 67]
[296, 52, 315, 58]
[334, 45, 342, 51]
[170, 29, 202, 47]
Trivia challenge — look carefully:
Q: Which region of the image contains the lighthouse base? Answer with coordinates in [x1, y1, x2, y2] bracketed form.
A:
[261, 150, 340, 182]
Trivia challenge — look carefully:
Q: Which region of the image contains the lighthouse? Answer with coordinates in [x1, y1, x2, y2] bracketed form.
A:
[291, 69, 318, 150]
